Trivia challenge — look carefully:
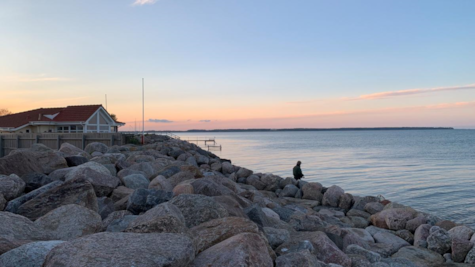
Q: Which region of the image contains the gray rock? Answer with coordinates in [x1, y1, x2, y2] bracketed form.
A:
[102, 210, 133, 231]
[59, 143, 90, 159]
[110, 186, 134, 202]
[185, 156, 198, 167]
[348, 254, 371, 267]
[391, 246, 444, 266]
[170, 194, 229, 228]
[97, 197, 115, 219]
[65, 167, 120, 197]
[122, 173, 150, 189]
[380, 257, 418, 267]
[0, 240, 64, 267]
[427, 226, 452, 255]
[190, 217, 260, 254]
[465, 246, 475, 264]
[406, 214, 427, 232]
[345, 244, 381, 263]
[414, 224, 432, 248]
[352, 196, 379, 211]
[5, 181, 63, 213]
[0, 212, 46, 241]
[275, 250, 325, 267]
[125, 202, 187, 234]
[34, 204, 102, 241]
[190, 232, 272, 267]
[449, 226, 474, 241]
[280, 177, 298, 189]
[0, 146, 68, 176]
[365, 202, 384, 215]
[280, 184, 299, 198]
[194, 154, 209, 165]
[22, 173, 52, 193]
[372, 231, 410, 255]
[65, 156, 89, 167]
[47, 168, 73, 182]
[16, 177, 98, 221]
[246, 174, 266, 190]
[273, 207, 296, 222]
[221, 161, 234, 175]
[339, 193, 354, 211]
[64, 161, 111, 180]
[43, 232, 195, 267]
[289, 213, 326, 232]
[0, 174, 25, 201]
[126, 189, 173, 214]
[149, 175, 173, 191]
[106, 215, 138, 232]
[84, 142, 108, 155]
[263, 227, 290, 249]
[236, 167, 253, 178]
[322, 185, 345, 207]
[277, 240, 315, 256]
[451, 238, 473, 263]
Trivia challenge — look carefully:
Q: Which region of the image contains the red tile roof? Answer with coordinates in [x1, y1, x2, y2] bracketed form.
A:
[0, 105, 103, 129]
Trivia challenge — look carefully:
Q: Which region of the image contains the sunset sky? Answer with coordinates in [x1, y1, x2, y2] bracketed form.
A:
[1, 0, 474, 130]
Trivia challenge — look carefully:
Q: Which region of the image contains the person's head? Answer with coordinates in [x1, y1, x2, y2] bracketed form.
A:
[297, 161, 301, 166]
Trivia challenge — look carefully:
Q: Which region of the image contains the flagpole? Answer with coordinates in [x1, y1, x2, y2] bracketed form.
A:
[142, 78, 144, 145]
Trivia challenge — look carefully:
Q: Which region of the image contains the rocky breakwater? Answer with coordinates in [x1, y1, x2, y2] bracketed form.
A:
[0, 135, 474, 267]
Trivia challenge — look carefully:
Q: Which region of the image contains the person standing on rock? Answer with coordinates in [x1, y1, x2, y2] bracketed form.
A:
[293, 161, 304, 180]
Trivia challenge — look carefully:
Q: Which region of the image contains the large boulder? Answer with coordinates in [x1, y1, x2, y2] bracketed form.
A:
[414, 224, 432, 247]
[275, 250, 324, 267]
[34, 204, 102, 241]
[126, 189, 173, 214]
[280, 184, 299, 198]
[301, 182, 323, 201]
[0, 240, 64, 267]
[277, 231, 351, 267]
[149, 175, 173, 191]
[322, 185, 344, 207]
[64, 161, 111, 181]
[370, 207, 417, 230]
[167, 171, 195, 188]
[263, 227, 290, 249]
[22, 172, 53, 193]
[125, 202, 187, 234]
[190, 178, 234, 196]
[59, 143, 91, 159]
[191, 217, 260, 254]
[372, 230, 410, 255]
[448, 226, 474, 241]
[5, 181, 63, 213]
[221, 162, 234, 175]
[16, 177, 98, 221]
[169, 194, 229, 228]
[65, 167, 120, 197]
[344, 244, 381, 263]
[0, 146, 68, 176]
[0, 174, 25, 200]
[236, 167, 253, 178]
[452, 238, 474, 263]
[84, 142, 108, 155]
[101, 210, 133, 231]
[190, 232, 272, 267]
[391, 246, 444, 266]
[43, 232, 195, 267]
[427, 226, 452, 255]
[0, 212, 46, 241]
[122, 173, 150, 189]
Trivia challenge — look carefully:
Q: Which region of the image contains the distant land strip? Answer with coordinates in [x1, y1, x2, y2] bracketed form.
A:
[162, 127, 454, 133]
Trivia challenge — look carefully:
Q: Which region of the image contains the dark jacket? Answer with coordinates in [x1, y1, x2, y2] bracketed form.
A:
[293, 165, 304, 180]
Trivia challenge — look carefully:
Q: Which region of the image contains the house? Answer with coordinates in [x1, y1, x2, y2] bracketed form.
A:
[0, 105, 125, 134]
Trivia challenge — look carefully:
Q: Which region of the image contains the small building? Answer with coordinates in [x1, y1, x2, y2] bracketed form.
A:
[0, 105, 125, 134]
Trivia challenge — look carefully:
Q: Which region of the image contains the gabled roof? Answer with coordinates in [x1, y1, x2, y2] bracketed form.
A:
[0, 105, 103, 128]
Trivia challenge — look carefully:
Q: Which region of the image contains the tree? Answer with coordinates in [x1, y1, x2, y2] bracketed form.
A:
[0, 109, 11, 116]
[110, 114, 117, 121]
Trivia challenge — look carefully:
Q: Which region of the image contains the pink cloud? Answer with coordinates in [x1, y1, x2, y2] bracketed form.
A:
[358, 83, 475, 100]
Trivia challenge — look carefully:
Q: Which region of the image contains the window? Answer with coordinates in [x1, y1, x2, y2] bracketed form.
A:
[26, 129, 30, 133]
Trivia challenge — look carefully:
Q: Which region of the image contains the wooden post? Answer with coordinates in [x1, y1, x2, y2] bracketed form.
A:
[110, 135, 114, 146]
[0, 136, 3, 158]
[82, 135, 86, 150]
[35, 134, 39, 144]
[16, 135, 20, 149]
[57, 135, 61, 149]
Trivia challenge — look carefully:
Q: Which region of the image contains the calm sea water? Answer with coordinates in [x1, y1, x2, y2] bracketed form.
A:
[175, 130, 475, 227]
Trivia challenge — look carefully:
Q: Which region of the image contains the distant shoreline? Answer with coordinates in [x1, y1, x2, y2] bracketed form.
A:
[156, 127, 454, 133]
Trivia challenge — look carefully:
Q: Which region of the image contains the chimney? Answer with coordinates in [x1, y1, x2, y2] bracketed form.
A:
[38, 113, 42, 120]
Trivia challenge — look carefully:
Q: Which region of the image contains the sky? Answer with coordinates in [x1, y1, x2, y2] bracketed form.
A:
[1, 0, 474, 130]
